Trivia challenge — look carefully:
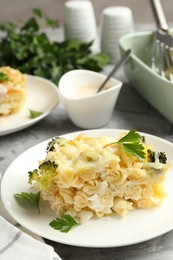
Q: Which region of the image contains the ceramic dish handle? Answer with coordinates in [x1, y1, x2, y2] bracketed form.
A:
[150, 0, 168, 31]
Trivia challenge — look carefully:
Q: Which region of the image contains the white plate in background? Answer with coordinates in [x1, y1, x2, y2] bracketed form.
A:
[1, 129, 173, 247]
[0, 75, 59, 136]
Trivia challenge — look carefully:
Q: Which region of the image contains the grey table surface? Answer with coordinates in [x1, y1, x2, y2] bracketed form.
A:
[1, 27, 173, 260]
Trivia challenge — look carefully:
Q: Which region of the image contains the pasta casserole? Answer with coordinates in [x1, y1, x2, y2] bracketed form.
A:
[0, 66, 26, 115]
[29, 130, 170, 223]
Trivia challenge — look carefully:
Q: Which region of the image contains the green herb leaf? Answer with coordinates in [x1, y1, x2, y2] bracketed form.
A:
[0, 12, 109, 85]
[32, 8, 43, 18]
[45, 17, 58, 28]
[91, 53, 110, 67]
[21, 17, 39, 33]
[114, 129, 145, 159]
[49, 214, 80, 233]
[0, 72, 9, 81]
[0, 22, 16, 33]
[29, 109, 43, 119]
[14, 191, 40, 213]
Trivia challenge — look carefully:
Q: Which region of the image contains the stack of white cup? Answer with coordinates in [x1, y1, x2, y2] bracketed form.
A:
[63, 0, 97, 43]
[100, 6, 134, 63]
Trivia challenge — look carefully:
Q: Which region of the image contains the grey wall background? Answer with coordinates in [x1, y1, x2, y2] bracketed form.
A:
[0, 0, 173, 26]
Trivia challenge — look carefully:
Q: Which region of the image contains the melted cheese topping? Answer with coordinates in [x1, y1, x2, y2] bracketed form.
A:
[31, 133, 170, 222]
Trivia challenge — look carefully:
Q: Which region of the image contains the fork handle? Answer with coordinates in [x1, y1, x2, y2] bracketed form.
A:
[150, 0, 168, 31]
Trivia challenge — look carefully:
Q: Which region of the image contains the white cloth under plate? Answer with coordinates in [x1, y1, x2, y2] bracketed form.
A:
[0, 216, 62, 260]
[0, 174, 62, 260]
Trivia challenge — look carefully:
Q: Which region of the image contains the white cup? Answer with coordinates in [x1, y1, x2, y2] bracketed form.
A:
[63, 0, 97, 42]
[100, 6, 134, 63]
[59, 69, 122, 129]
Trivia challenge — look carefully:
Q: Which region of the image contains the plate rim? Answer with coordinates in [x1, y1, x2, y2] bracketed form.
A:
[1, 128, 173, 247]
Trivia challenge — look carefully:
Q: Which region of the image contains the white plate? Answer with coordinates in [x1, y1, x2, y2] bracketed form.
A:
[0, 75, 59, 136]
[1, 129, 173, 248]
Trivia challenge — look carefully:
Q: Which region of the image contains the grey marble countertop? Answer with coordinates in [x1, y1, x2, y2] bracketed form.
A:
[1, 28, 173, 260]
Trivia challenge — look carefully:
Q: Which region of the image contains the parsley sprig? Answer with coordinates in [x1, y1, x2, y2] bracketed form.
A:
[0, 9, 109, 85]
[14, 191, 40, 213]
[29, 109, 43, 119]
[49, 214, 80, 233]
[112, 129, 145, 160]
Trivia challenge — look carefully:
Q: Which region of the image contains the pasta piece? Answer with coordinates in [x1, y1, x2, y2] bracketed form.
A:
[113, 198, 133, 216]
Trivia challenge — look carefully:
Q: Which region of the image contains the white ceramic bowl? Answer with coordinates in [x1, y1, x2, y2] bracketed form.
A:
[59, 69, 122, 129]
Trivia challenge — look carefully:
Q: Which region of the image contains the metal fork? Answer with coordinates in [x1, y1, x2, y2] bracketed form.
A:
[150, 0, 173, 81]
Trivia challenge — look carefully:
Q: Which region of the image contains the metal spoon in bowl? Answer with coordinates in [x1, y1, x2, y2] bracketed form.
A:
[96, 49, 131, 93]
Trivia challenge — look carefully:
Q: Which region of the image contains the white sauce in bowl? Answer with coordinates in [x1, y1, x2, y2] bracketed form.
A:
[68, 82, 112, 99]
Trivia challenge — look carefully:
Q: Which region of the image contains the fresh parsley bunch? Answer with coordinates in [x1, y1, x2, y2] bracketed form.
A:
[0, 9, 110, 85]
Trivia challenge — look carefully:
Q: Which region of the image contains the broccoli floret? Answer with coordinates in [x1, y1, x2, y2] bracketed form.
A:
[46, 137, 66, 152]
[147, 149, 155, 162]
[28, 160, 58, 190]
[28, 169, 39, 184]
[39, 160, 57, 172]
[142, 136, 146, 143]
[38, 161, 58, 190]
[147, 149, 167, 164]
[46, 137, 59, 152]
[158, 152, 167, 164]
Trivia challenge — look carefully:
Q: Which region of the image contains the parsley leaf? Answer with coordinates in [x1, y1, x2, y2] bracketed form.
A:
[45, 17, 58, 29]
[32, 8, 43, 18]
[49, 214, 80, 233]
[14, 191, 40, 213]
[113, 129, 145, 160]
[0, 72, 9, 81]
[29, 109, 43, 118]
